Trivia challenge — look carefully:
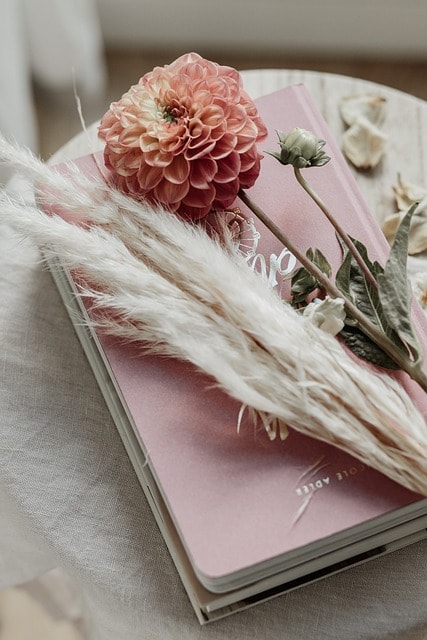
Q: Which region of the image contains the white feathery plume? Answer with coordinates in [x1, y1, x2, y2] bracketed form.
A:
[0, 137, 426, 495]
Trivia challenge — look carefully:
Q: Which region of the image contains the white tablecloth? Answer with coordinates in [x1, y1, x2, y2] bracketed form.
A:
[1, 69, 426, 640]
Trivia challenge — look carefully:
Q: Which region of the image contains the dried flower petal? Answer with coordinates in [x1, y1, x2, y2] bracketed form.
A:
[339, 94, 388, 170]
[340, 94, 387, 127]
[342, 117, 388, 170]
[393, 173, 427, 211]
[382, 200, 427, 255]
[303, 297, 346, 336]
[98, 52, 267, 220]
[411, 272, 427, 313]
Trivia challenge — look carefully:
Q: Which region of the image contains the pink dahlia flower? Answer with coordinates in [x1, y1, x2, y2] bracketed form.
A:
[98, 52, 268, 220]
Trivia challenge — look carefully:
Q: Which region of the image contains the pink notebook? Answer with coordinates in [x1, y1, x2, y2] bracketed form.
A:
[49, 85, 427, 623]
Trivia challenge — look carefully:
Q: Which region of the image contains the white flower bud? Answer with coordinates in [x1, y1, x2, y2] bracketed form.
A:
[270, 128, 330, 169]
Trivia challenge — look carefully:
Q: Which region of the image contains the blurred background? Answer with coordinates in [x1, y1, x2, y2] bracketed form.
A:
[1, 1, 427, 638]
[1, 0, 427, 168]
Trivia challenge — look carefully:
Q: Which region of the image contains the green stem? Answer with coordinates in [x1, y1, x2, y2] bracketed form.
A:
[294, 167, 378, 291]
[238, 188, 427, 393]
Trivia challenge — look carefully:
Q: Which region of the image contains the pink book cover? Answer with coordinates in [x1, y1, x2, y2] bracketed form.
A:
[54, 85, 427, 595]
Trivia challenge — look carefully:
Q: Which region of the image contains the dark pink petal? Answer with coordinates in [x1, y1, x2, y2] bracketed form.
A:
[177, 203, 211, 220]
[212, 177, 240, 204]
[189, 158, 217, 188]
[214, 151, 241, 183]
[238, 155, 262, 189]
[182, 183, 216, 207]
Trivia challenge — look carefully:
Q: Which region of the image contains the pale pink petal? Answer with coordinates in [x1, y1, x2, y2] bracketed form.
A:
[163, 155, 190, 184]
[137, 163, 163, 190]
[144, 149, 174, 168]
[210, 132, 238, 160]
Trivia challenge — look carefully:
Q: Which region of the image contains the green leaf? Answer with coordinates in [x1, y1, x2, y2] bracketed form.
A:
[335, 235, 409, 367]
[336, 239, 385, 330]
[312, 248, 332, 279]
[339, 324, 400, 369]
[335, 250, 352, 300]
[377, 203, 422, 363]
[290, 248, 331, 306]
[291, 266, 318, 306]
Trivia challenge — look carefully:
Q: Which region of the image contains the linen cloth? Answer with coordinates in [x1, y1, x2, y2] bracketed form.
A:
[1, 70, 427, 639]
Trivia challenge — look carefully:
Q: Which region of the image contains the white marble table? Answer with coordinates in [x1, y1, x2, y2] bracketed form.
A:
[1, 69, 426, 640]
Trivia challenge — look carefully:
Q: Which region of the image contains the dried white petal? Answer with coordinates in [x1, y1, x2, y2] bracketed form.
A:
[393, 173, 427, 211]
[342, 117, 388, 170]
[411, 271, 427, 312]
[382, 199, 427, 255]
[303, 297, 346, 336]
[340, 93, 387, 127]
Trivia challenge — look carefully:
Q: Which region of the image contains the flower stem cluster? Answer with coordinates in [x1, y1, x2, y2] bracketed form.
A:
[242, 129, 427, 393]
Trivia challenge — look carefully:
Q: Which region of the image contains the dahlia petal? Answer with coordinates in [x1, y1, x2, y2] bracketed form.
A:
[239, 156, 262, 189]
[210, 133, 238, 160]
[177, 203, 211, 221]
[155, 178, 190, 205]
[163, 155, 190, 184]
[118, 126, 145, 147]
[187, 118, 208, 141]
[189, 158, 217, 188]
[212, 177, 240, 204]
[184, 140, 217, 160]
[214, 151, 241, 183]
[124, 173, 146, 195]
[195, 104, 224, 127]
[182, 183, 216, 208]
[144, 149, 174, 168]
[137, 163, 164, 190]
[139, 133, 161, 153]
[239, 147, 259, 172]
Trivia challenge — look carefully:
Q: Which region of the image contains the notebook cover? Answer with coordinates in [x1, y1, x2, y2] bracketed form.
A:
[52, 85, 427, 591]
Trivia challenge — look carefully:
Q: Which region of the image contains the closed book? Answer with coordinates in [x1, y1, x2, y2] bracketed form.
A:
[47, 84, 427, 623]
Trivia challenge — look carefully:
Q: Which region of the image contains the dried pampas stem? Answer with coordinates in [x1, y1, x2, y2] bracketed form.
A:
[0, 137, 426, 495]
